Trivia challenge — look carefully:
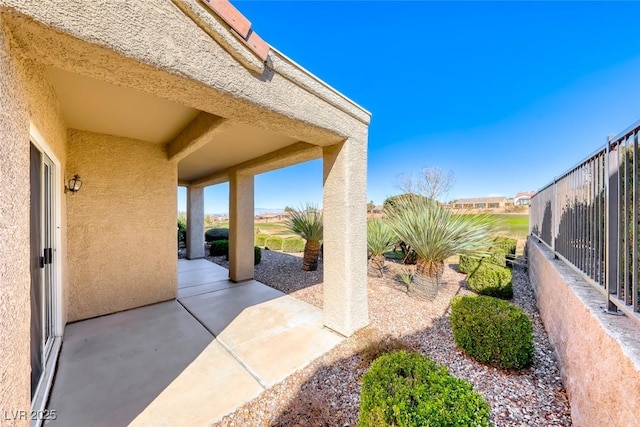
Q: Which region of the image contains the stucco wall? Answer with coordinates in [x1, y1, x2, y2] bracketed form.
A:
[15, 49, 69, 326]
[66, 130, 176, 322]
[0, 19, 31, 426]
[1, 18, 69, 424]
[527, 237, 640, 427]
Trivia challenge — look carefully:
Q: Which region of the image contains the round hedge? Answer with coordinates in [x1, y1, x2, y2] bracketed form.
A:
[493, 236, 517, 256]
[255, 234, 268, 247]
[254, 246, 262, 265]
[458, 251, 506, 274]
[264, 236, 283, 250]
[209, 240, 261, 265]
[209, 239, 229, 256]
[282, 237, 305, 253]
[205, 228, 229, 243]
[451, 296, 534, 370]
[467, 263, 513, 299]
[358, 350, 491, 427]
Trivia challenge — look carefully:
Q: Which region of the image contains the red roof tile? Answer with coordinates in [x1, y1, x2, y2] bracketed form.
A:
[202, 0, 270, 62]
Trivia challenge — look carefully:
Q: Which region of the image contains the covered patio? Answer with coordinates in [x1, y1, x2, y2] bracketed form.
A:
[46, 259, 342, 426]
[0, 1, 370, 421]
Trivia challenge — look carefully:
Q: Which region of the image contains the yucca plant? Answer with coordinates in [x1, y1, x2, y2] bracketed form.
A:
[385, 196, 496, 300]
[286, 204, 323, 271]
[367, 219, 397, 277]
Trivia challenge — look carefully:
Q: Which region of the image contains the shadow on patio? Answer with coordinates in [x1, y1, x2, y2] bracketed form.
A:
[45, 259, 343, 427]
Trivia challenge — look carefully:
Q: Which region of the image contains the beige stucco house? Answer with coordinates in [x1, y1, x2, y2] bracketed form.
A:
[0, 0, 370, 423]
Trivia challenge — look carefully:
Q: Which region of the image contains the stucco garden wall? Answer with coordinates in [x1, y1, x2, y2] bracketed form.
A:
[527, 237, 640, 427]
[66, 130, 177, 322]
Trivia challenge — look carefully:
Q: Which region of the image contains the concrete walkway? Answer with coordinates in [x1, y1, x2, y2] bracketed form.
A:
[45, 259, 342, 427]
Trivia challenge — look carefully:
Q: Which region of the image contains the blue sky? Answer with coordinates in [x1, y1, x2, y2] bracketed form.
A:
[179, 1, 640, 214]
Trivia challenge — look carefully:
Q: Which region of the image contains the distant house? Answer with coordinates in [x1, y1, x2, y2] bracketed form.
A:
[452, 196, 509, 209]
[256, 212, 289, 221]
[514, 191, 536, 206]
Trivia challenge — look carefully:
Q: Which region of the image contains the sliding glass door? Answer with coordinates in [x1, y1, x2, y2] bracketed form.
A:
[30, 143, 56, 398]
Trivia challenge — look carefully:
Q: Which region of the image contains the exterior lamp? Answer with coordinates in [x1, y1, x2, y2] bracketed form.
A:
[66, 175, 82, 193]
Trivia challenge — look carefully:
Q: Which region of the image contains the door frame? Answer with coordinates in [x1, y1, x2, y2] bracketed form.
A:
[29, 123, 63, 423]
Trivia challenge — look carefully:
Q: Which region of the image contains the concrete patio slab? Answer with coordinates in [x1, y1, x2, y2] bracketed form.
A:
[177, 279, 244, 299]
[178, 264, 230, 288]
[178, 281, 284, 334]
[129, 340, 264, 427]
[45, 301, 214, 427]
[177, 258, 216, 273]
[45, 259, 343, 426]
[179, 280, 343, 388]
[217, 296, 343, 387]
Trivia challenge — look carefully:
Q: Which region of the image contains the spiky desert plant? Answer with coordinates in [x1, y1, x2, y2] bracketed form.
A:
[286, 204, 323, 271]
[385, 196, 495, 300]
[367, 219, 397, 277]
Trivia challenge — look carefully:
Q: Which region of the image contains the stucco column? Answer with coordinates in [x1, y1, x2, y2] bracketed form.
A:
[186, 186, 205, 259]
[322, 134, 369, 336]
[229, 172, 254, 282]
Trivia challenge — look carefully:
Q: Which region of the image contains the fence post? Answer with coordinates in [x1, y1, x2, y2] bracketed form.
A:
[605, 137, 620, 313]
[552, 177, 558, 257]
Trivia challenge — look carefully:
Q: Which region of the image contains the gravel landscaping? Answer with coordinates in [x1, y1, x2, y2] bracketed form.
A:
[204, 249, 572, 426]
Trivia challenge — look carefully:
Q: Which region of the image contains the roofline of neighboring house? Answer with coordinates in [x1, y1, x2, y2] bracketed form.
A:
[452, 197, 509, 203]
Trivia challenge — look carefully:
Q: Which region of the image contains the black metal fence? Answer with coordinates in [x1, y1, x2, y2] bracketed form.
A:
[530, 120, 639, 323]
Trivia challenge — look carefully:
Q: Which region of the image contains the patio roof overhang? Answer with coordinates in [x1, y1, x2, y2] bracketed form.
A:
[1, 0, 370, 187]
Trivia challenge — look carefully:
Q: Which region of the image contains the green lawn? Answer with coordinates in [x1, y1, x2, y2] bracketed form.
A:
[210, 221, 294, 237]
[212, 214, 529, 240]
[490, 214, 529, 239]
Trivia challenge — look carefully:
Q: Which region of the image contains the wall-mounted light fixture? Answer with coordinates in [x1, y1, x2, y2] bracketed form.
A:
[65, 174, 82, 194]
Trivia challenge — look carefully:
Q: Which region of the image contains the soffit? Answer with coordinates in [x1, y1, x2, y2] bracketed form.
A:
[47, 67, 200, 144]
[177, 123, 299, 182]
[46, 67, 306, 183]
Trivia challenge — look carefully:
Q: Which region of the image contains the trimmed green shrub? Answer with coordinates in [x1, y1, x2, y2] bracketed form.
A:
[357, 329, 413, 367]
[358, 350, 491, 427]
[177, 222, 186, 244]
[458, 250, 506, 273]
[209, 240, 228, 256]
[451, 296, 534, 370]
[264, 236, 283, 251]
[282, 237, 305, 253]
[493, 236, 517, 267]
[494, 236, 517, 256]
[205, 228, 229, 242]
[255, 234, 268, 247]
[467, 263, 513, 299]
[209, 240, 261, 265]
[254, 246, 262, 265]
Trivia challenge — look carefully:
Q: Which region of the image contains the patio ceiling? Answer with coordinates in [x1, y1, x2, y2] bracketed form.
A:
[47, 66, 307, 183]
[47, 67, 200, 145]
[176, 122, 299, 182]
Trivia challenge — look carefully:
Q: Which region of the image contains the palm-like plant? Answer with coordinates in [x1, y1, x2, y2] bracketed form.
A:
[385, 196, 496, 300]
[367, 219, 397, 277]
[286, 204, 323, 271]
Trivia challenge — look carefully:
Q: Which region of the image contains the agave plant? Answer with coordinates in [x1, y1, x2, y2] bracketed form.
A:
[385, 196, 495, 300]
[286, 204, 323, 271]
[367, 219, 397, 277]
